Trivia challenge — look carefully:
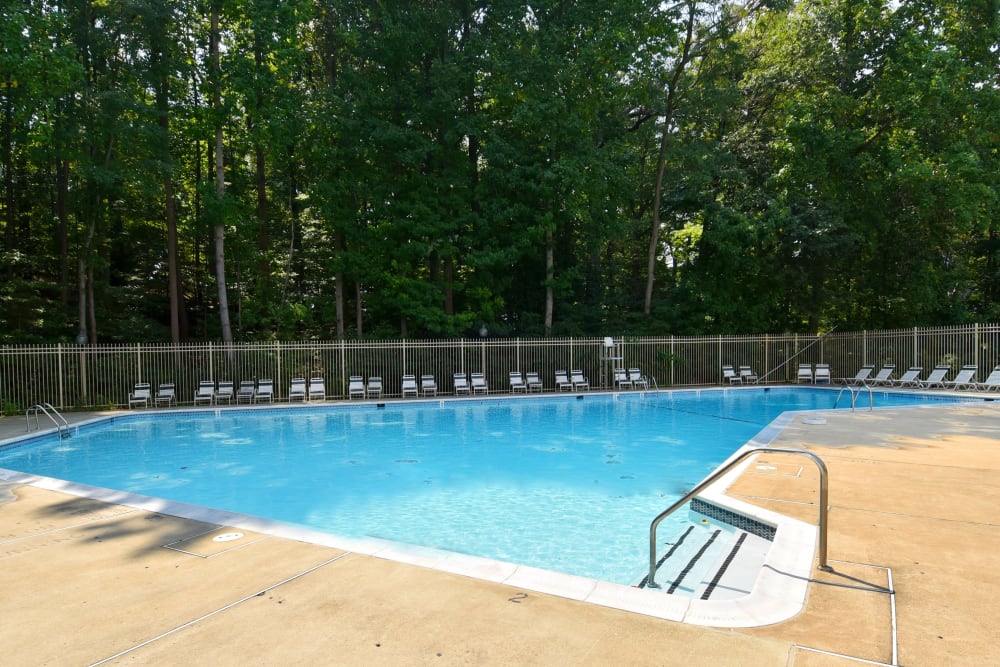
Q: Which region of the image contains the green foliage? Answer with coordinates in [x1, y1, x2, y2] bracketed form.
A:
[0, 0, 997, 342]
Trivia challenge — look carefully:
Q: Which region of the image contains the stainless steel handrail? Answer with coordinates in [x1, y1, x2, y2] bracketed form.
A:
[834, 380, 873, 411]
[25, 402, 70, 439]
[647, 447, 831, 589]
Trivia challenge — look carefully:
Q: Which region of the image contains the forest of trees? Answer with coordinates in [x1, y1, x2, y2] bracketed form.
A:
[1, 0, 997, 343]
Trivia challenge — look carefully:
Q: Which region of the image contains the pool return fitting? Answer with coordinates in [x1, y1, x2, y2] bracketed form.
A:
[646, 447, 831, 589]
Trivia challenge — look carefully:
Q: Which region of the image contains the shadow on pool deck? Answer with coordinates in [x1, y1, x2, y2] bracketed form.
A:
[1, 401, 999, 665]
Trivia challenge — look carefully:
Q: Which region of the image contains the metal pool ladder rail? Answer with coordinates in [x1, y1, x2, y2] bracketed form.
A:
[646, 447, 832, 589]
[834, 380, 874, 411]
[25, 403, 70, 439]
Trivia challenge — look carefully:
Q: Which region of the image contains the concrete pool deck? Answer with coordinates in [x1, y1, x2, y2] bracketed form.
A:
[2, 400, 999, 665]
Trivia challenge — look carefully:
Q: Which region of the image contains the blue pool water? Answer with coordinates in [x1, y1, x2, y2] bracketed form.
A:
[0, 387, 974, 584]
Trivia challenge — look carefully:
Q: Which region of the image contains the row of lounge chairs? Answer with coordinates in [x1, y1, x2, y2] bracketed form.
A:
[655, 363, 1000, 392]
[129, 377, 327, 408]
[347, 369, 612, 399]
[722, 365, 759, 384]
[128, 367, 653, 407]
[718, 362, 1000, 391]
[841, 363, 1000, 391]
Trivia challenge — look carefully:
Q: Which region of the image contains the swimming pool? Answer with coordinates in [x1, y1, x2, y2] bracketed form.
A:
[0, 387, 976, 585]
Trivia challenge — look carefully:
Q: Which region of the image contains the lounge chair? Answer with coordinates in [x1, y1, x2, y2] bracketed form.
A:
[401, 374, 418, 398]
[555, 370, 572, 391]
[525, 371, 543, 392]
[976, 365, 1000, 392]
[236, 380, 256, 403]
[454, 372, 470, 394]
[128, 382, 151, 409]
[919, 365, 950, 389]
[509, 371, 527, 393]
[629, 368, 649, 390]
[254, 378, 274, 403]
[420, 375, 437, 396]
[613, 368, 633, 389]
[739, 366, 759, 384]
[288, 377, 307, 401]
[796, 364, 813, 384]
[893, 367, 923, 387]
[471, 372, 489, 394]
[870, 365, 896, 386]
[842, 365, 875, 386]
[571, 369, 589, 391]
[154, 383, 175, 407]
[721, 365, 740, 385]
[348, 376, 365, 399]
[194, 380, 215, 405]
[308, 377, 325, 401]
[945, 364, 978, 390]
[813, 364, 831, 384]
[366, 376, 383, 399]
[214, 380, 234, 404]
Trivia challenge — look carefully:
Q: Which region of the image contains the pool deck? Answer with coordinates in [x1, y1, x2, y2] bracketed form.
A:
[2, 398, 999, 665]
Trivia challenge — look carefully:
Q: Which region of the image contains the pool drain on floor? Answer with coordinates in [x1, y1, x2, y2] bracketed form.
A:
[213, 532, 244, 543]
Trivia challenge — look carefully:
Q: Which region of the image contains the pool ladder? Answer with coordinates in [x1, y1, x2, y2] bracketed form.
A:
[646, 447, 832, 589]
[834, 380, 873, 411]
[25, 403, 70, 439]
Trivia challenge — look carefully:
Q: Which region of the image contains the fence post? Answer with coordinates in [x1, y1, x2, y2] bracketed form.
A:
[57, 343, 65, 409]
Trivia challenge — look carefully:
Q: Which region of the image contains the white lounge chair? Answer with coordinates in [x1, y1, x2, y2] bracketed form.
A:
[721, 365, 740, 385]
[194, 380, 215, 405]
[571, 369, 589, 391]
[236, 380, 256, 403]
[629, 368, 649, 390]
[214, 380, 234, 404]
[893, 367, 923, 387]
[471, 372, 489, 394]
[525, 371, 543, 392]
[401, 374, 418, 397]
[154, 383, 176, 407]
[614, 368, 633, 389]
[454, 372, 470, 394]
[919, 365, 950, 389]
[254, 379, 274, 403]
[128, 382, 151, 409]
[842, 365, 875, 385]
[509, 371, 527, 393]
[555, 370, 572, 391]
[421, 375, 437, 396]
[976, 365, 1000, 392]
[288, 377, 307, 401]
[739, 366, 759, 384]
[308, 377, 325, 401]
[348, 376, 365, 399]
[813, 364, 831, 384]
[945, 364, 978, 390]
[871, 365, 896, 386]
[796, 364, 813, 383]
[366, 376, 383, 399]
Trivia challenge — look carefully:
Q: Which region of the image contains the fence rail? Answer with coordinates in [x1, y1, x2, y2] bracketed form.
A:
[2, 324, 998, 411]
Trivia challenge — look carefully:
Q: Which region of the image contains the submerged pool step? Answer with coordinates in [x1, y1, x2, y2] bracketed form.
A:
[636, 522, 772, 600]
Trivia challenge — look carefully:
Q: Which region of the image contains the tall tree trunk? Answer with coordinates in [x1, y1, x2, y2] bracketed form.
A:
[334, 228, 345, 339]
[2, 96, 15, 280]
[211, 1, 233, 344]
[544, 229, 554, 336]
[355, 282, 363, 336]
[643, 2, 696, 315]
[77, 220, 96, 343]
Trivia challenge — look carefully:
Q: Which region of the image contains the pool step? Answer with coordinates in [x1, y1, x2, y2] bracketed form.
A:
[635, 521, 772, 600]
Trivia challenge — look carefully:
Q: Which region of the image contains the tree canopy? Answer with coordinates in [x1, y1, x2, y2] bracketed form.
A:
[2, 0, 997, 343]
